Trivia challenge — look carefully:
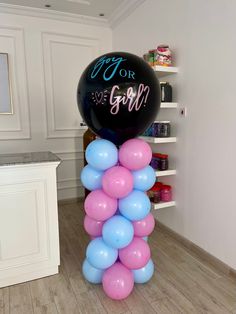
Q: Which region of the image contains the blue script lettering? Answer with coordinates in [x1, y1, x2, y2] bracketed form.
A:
[90, 56, 126, 81]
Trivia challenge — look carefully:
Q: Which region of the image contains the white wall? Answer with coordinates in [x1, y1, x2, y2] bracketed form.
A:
[0, 8, 112, 200]
[113, 0, 236, 269]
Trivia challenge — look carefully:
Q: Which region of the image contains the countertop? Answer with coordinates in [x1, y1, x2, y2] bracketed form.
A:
[0, 151, 61, 167]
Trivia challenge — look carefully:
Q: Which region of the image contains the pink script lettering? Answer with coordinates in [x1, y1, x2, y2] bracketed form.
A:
[109, 84, 150, 115]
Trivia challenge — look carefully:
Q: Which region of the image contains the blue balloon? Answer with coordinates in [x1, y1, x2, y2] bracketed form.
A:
[82, 258, 104, 284]
[119, 190, 151, 221]
[80, 165, 103, 191]
[85, 139, 118, 171]
[132, 166, 156, 191]
[132, 259, 154, 284]
[86, 237, 118, 269]
[102, 215, 134, 249]
[143, 236, 148, 242]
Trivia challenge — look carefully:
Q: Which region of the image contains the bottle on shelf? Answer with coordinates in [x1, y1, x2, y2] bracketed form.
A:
[160, 82, 172, 102]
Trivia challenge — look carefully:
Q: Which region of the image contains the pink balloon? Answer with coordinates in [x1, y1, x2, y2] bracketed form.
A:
[85, 189, 117, 221]
[102, 262, 134, 300]
[132, 213, 155, 237]
[119, 139, 152, 170]
[102, 166, 133, 199]
[119, 237, 151, 269]
[84, 215, 104, 237]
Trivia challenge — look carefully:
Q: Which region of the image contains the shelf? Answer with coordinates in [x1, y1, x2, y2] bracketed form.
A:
[139, 136, 177, 143]
[155, 169, 176, 177]
[152, 65, 178, 77]
[151, 201, 176, 210]
[160, 102, 178, 109]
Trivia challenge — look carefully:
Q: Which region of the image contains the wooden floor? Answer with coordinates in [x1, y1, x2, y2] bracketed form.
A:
[1, 202, 236, 314]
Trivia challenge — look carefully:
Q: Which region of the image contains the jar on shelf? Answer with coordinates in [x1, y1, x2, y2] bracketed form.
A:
[150, 153, 161, 170]
[150, 185, 161, 203]
[161, 185, 172, 202]
[155, 182, 163, 189]
[148, 182, 164, 203]
[147, 188, 153, 201]
[159, 154, 169, 171]
[156, 45, 172, 66]
[152, 121, 171, 137]
[160, 82, 172, 102]
[149, 49, 158, 66]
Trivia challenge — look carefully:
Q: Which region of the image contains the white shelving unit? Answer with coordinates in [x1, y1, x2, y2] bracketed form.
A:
[139, 136, 177, 144]
[142, 65, 179, 210]
[160, 102, 178, 109]
[152, 201, 176, 210]
[156, 169, 176, 177]
[152, 65, 178, 77]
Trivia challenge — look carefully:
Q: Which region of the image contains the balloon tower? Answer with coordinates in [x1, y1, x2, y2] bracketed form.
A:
[77, 52, 161, 300]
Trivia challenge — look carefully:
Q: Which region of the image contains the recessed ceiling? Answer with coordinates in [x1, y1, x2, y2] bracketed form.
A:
[0, 0, 128, 19]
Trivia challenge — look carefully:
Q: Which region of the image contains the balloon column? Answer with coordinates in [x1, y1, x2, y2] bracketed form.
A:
[77, 52, 161, 300]
[81, 138, 156, 299]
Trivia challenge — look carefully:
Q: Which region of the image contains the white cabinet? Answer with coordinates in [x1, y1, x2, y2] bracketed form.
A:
[0, 152, 60, 288]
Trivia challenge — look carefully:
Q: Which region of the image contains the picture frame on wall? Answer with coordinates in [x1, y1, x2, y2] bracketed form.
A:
[0, 53, 13, 114]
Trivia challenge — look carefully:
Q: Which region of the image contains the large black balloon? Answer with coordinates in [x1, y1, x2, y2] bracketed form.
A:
[77, 52, 160, 145]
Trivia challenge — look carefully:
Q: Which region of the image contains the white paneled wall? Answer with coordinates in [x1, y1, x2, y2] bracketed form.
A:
[0, 26, 30, 139]
[0, 10, 112, 199]
[42, 31, 100, 139]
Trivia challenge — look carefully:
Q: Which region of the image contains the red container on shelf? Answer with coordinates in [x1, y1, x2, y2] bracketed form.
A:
[152, 185, 162, 203]
[160, 185, 172, 202]
[155, 182, 163, 189]
[148, 182, 163, 203]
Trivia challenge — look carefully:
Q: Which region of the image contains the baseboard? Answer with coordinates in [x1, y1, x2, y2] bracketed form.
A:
[156, 221, 236, 280]
[0, 266, 58, 288]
